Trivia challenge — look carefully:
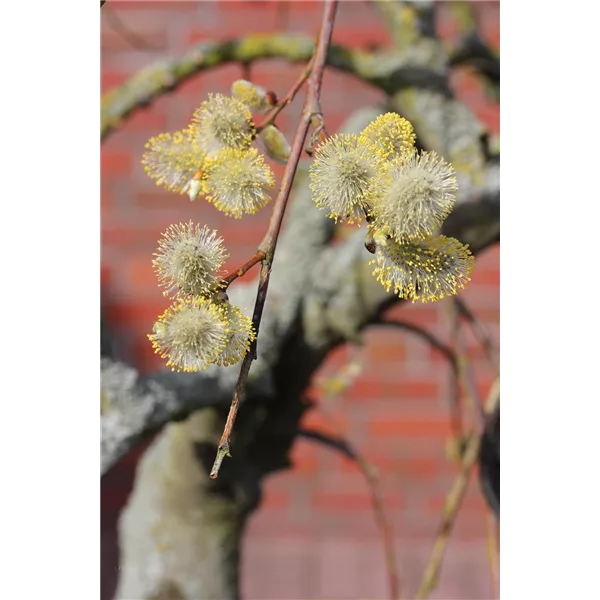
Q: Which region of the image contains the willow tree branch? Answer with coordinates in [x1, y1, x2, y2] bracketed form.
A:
[101, 33, 457, 141]
[255, 56, 315, 133]
[210, 0, 339, 479]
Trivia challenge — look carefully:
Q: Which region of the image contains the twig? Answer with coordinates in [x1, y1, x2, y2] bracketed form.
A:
[374, 319, 464, 443]
[311, 352, 400, 600]
[454, 297, 500, 376]
[298, 427, 400, 600]
[445, 298, 486, 430]
[485, 511, 500, 599]
[221, 250, 266, 288]
[210, 0, 339, 480]
[375, 320, 458, 372]
[414, 377, 499, 600]
[255, 56, 315, 133]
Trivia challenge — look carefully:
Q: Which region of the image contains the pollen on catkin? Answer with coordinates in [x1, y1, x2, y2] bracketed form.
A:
[152, 222, 229, 298]
[148, 298, 231, 372]
[204, 147, 274, 218]
[371, 234, 474, 303]
[231, 79, 272, 113]
[309, 133, 385, 224]
[359, 112, 416, 160]
[190, 93, 255, 156]
[142, 128, 207, 195]
[261, 124, 291, 164]
[212, 303, 256, 367]
[367, 150, 458, 243]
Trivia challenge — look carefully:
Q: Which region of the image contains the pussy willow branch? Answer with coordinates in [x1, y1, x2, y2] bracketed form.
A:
[210, 0, 339, 479]
[255, 56, 315, 133]
[414, 377, 500, 600]
[221, 250, 266, 288]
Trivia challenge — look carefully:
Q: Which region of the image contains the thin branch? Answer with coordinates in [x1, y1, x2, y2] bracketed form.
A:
[222, 250, 265, 288]
[454, 296, 500, 376]
[485, 511, 500, 599]
[376, 319, 457, 371]
[298, 427, 400, 600]
[445, 298, 486, 430]
[255, 56, 315, 133]
[374, 319, 464, 442]
[414, 377, 499, 600]
[210, 0, 339, 479]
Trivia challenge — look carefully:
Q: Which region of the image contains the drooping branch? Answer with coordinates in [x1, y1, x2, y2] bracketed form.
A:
[210, 0, 339, 479]
[101, 33, 471, 141]
[101, 172, 498, 477]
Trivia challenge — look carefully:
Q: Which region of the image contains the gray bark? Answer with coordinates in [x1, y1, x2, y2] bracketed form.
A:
[103, 20, 500, 598]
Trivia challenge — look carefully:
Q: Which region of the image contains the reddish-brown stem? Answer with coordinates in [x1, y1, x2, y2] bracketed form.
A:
[255, 55, 315, 134]
[210, 0, 338, 479]
[221, 250, 266, 288]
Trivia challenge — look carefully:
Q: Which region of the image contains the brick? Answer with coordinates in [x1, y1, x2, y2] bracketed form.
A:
[128, 254, 157, 289]
[101, 149, 133, 177]
[119, 108, 168, 134]
[101, 225, 164, 249]
[300, 407, 348, 435]
[260, 489, 290, 511]
[426, 493, 489, 516]
[340, 454, 444, 480]
[101, 22, 168, 52]
[368, 416, 453, 439]
[101, 71, 129, 92]
[102, 301, 165, 330]
[366, 340, 407, 363]
[131, 335, 166, 374]
[312, 489, 403, 512]
[349, 378, 439, 401]
[135, 190, 185, 210]
[383, 302, 441, 327]
[289, 440, 319, 475]
[107, 1, 199, 12]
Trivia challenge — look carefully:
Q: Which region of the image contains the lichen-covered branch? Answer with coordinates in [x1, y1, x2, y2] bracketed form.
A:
[102, 33, 471, 141]
[108, 138, 498, 600]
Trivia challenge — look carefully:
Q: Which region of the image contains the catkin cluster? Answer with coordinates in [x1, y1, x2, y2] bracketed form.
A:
[309, 113, 474, 303]
[147, 222, 255, 372]
[142, 84, 290, 219]
[142, 82, 293, 372]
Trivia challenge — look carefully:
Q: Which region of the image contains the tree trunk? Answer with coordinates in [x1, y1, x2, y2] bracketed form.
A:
[115, 410, 256, 600]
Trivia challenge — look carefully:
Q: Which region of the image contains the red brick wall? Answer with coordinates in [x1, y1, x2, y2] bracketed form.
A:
[101, 2, 500, 599]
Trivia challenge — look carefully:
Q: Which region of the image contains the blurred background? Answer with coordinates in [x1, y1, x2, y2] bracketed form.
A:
[101, 1, 499, 599]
